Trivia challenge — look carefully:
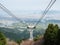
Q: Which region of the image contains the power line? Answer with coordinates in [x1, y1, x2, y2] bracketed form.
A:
[34, 0, 56, 27]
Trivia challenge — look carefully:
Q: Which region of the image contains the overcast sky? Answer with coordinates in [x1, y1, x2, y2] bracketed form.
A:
[0, 0, 60, 10]
[0, 0, 60, 20]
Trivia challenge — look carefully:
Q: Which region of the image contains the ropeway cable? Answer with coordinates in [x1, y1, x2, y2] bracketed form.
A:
[0, 0, 56, 27]
[34, 0, 56, 27]
[0, 3, 28, 26]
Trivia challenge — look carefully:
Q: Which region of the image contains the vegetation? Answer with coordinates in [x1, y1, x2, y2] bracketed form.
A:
[0, 27, 44, 41]
[33, 35, 40, 41]
[0, 32, 6, 45]
[16, 39, 22, 45]
[57, 29, 60, 45]
[33, 35, 43, 42]
[44, 24, 59, 45]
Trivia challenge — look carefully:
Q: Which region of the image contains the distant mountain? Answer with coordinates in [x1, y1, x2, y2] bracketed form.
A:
[46, 20, 60, 23]
[0, 10, 60, 21]
[0, 14, 60, 25]
[0, 17, 16, 21]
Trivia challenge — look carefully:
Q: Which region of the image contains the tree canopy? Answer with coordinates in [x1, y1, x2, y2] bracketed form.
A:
[44, 24, 59, 45]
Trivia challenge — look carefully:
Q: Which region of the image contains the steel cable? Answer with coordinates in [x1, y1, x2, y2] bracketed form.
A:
[34, 0, 56, 27]
[0, 3, 28, 26]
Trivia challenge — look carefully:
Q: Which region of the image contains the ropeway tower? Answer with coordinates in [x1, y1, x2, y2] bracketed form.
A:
[0, 0, 56, 40]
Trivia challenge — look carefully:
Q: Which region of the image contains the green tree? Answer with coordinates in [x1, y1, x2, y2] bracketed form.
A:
[53, 24, 59, 45]
[16, 39, 22, 45]
[0, 32, 6, 45]
[33, 35, 40, 41]
[44, 24, 59, 45]
[57, 29, 60, 45]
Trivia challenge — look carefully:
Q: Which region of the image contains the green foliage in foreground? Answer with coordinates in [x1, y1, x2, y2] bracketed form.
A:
[44, 24, 59, 45]
[57, 29, 60, 45]
[0, 32, 6, 45]
[33, 35, 41, 41]
[16, 39, 22, 45]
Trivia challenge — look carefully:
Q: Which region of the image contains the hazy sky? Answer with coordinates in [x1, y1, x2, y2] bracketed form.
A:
[0, 0, 60, 20]
[0, 0, 60, 11]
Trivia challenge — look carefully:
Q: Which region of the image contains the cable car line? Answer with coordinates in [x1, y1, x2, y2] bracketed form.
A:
[34, 0, 56, 27]
[0, 0, 56, 28]
[0, 3, 28, 26]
